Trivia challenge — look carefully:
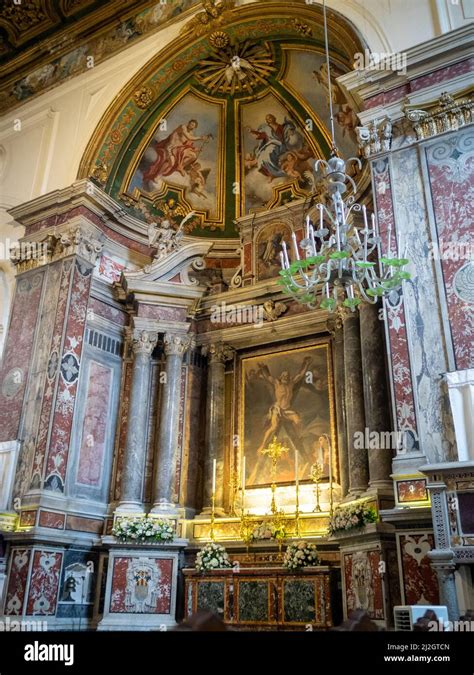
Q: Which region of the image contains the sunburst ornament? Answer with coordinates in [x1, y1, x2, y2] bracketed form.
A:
[195, 38, 275, 96]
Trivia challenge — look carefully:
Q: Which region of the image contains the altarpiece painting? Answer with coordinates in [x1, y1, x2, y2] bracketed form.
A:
[240, 342, 336, 489]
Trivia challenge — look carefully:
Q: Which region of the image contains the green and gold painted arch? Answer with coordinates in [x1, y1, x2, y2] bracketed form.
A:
[78, 2, 365, 238]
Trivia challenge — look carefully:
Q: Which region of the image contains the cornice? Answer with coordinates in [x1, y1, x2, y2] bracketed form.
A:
[339, 25, 473, 116]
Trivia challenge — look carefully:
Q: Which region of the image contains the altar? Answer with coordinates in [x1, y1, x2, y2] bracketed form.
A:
[183, 565, 341, 630]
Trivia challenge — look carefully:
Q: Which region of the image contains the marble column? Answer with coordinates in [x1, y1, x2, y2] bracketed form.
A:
[427, 482, 460, 621]
[359, 301, 393, 491]
[430, 552, 460, 622]
[343, 309, 369, 496]
[201, 343, 234, 516]
[151, 333, 190, 514]
[332, 313, 349, 497]
[118, 329, 158, 512]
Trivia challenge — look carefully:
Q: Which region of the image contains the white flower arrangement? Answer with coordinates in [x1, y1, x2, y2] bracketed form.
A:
[112, 516, 174, 543]
[250, 522, 275, 542]
[328, 502, 377, 536]
[283, 541, 320, 570]
[195, 542, 232, 572]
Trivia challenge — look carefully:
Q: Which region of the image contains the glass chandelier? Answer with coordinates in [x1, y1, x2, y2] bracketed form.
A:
[278, 1, 410, 312]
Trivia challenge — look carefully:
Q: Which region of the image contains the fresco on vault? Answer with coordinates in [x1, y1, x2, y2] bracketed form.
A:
[241, 94, 316, 213]
[283, 49, 359, 161]
[128, 93, 223, 220]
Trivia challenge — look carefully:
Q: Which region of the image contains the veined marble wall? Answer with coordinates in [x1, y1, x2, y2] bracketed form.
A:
[372, 126, 474, 463]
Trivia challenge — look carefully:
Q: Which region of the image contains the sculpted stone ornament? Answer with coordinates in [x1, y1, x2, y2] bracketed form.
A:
[145, 211, 196, 268]
[180, 0, 235, 37]
[356, 117, 392, 157]
[57, 227, 104, 265]
[10, 226, 103, 272]
[203, 343, 234, 363]
[131, 330, 158, 355]
[163, 333, 191, 357]
[262, 300, 287, 322]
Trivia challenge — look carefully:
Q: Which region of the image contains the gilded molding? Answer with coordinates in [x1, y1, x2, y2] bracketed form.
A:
[404, 90, 473, 141]
[180, 0, 236, 37]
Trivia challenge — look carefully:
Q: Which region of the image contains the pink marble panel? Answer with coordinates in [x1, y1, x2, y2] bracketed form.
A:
[45, 259, 93, 489]
[399, 533, 439, 605]
[4, 548, 31, 615]
[425, 131, 474, 369]
[372, 158, 418, 441]
[25, 550, 63, 616]
[76, 361, 112, 487]
[0, 271, 44, 442]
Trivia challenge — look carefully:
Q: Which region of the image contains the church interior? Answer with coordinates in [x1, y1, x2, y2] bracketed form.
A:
[0, 0, 472, 633]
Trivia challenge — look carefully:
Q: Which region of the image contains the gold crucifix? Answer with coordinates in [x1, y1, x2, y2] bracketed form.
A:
[260, 436, 289, 515]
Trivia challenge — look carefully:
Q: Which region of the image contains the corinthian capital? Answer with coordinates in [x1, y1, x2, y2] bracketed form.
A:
[131, 329, 158, 355]
[203, 343, 235, 364]
[163, 333, 191, 357]
[55, 226, 104, 265]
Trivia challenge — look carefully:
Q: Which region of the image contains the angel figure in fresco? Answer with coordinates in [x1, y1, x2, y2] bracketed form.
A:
[142, 119, 213, 195]
[313, 64, 359, 142]
[245, 114, 314, 183]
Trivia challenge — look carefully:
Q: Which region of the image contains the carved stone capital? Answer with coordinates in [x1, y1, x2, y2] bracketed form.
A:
[163, 333, 191, 357]
[10, 225, 104, 273]
[131, 329, 158, 356]
[356, 117, 392, 158]
[203, 342, 235, 364]
[56, 226, 104, 265]
[335, 305, 354, 326]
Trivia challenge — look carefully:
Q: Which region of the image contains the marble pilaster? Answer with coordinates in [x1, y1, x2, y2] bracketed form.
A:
[118, 330, 158, 512]
[151, 333, 191, 514]
[201, 343, 234, 516]
[359, 302, 393, 491]
[343, 309, 369, 496]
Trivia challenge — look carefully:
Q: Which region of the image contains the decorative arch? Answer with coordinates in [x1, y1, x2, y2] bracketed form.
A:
[78, 2, 366, 238]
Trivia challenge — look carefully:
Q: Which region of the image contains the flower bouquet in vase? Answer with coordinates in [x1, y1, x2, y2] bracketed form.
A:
[195, 542, 232, 572]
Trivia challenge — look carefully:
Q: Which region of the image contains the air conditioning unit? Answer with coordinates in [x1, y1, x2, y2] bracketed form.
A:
[394, 605, 449, 631]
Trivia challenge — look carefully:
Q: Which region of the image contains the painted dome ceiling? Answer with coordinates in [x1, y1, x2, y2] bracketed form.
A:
[80, 2, 364, 239]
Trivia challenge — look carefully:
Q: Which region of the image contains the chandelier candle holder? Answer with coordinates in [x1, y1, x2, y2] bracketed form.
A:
[278, 160, 410, 312]
[278, 0, 410, 313]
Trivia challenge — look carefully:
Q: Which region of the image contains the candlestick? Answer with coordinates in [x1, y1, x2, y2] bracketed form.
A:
[241, 456, 246, 515]
[306, 215, 310, 239]
[291, 231, 300, 260]
[295, 449, 300, 537]
[212, 458, 216, 495]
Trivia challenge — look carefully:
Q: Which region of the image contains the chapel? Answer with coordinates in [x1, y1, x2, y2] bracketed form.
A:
[0, 0, 472, 631]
